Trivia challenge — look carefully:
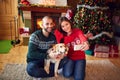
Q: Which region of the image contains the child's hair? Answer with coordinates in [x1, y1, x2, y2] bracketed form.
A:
[58, 17, 73, 36]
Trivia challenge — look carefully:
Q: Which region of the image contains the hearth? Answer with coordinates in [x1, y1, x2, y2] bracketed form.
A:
[31, 12, 60, 33]
[20, 6, 68, 33]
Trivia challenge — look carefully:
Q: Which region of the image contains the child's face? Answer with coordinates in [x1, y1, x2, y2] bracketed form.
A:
[61, 21, 72, 34]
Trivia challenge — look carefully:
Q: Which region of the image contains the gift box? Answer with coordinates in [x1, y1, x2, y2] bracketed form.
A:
[19, 27, 29, 37]
[109, 45, 119, 57]
[85, 49, 93, 55]
[94, 51, 109, 58]
[94, 44, 110, 58]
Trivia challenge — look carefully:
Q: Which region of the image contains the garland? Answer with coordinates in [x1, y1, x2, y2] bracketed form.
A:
[88, 32, 113, 40]
[20, 4, 70, 9]
[77, 4, 109, 10]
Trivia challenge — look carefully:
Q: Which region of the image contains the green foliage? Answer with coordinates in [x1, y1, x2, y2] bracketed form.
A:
[74, 0, 114, 45]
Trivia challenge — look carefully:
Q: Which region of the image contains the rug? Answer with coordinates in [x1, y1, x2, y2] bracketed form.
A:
[0, 40, 12, 53]
[0, 64, 32, 80]
[0, 60, 120, 80]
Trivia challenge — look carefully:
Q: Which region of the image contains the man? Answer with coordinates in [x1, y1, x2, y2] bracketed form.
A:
[26, 16, 57, 80]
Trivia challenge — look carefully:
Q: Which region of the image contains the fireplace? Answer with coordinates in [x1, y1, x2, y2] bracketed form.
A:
[31, 12, 60, 33]
[20, 6, 68, 33]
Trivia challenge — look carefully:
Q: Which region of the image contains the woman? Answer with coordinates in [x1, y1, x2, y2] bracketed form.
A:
[54, 17, 89, 80]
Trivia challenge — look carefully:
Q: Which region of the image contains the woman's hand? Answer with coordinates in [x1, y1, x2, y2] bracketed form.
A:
[80, 41, 89, 51]
[74, 41, 89, 51]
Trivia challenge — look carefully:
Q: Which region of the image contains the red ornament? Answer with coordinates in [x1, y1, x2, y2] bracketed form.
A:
[102, 38, 106, 41]
[91, 11, 94, 15]
[65, 9, 73, 20]
[21, 0, 30, 6]
[100, 18, 104, 21]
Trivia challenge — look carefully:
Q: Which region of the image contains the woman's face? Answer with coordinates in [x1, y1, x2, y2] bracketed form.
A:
[61, 21, 72, 34]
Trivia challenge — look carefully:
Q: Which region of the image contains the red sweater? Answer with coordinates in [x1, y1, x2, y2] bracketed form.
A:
[54, 28, 87, 60]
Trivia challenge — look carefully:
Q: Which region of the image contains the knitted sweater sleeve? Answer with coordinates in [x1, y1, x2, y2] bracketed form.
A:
[27, 33, 47, 62]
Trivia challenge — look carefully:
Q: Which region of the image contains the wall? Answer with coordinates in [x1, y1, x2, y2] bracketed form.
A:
[0, 0, 118, 40]
[67, 0, 79, 11]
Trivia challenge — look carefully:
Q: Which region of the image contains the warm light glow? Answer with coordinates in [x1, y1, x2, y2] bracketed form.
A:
[37, 19, 43, 29]
[40, 0, 55, 6]
[28, 0, 67, 6]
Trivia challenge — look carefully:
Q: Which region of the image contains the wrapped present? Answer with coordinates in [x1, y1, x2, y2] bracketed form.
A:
[109, 45, 119, 57]
[19, 27, 29, 37]
[94, 44, 109, 52]
[94, 51, 109, 58]
[94, 44, 110, 58]
[85, 49, 93, 55]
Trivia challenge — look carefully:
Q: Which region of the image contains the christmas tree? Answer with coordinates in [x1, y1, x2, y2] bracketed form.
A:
[74, 0, 115, 46]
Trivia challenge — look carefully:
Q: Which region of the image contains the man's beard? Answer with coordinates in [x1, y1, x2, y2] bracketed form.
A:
[44, 27, 53, 33]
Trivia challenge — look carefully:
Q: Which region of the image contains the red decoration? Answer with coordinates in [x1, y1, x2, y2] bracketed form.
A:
[65, 9, 73, 20]
[94, 44, 110, 58]
[100, 18, 104, 21]
[109, 45, 119, 57]
[102, 38, 105, 41]
[94, 44, 119, 58]
[20, 0, 30, 6]
[91, 11, 94, 15]
[19, 27, 29, 34]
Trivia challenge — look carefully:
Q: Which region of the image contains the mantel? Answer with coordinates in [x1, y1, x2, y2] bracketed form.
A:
[19, 6, 69, 13]
[19, 6, 69, 33]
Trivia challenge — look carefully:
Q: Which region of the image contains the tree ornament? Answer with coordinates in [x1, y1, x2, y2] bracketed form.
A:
[74, 0, 113, 45]
[20, 0, 30, 6]
[65, 9, 73, 20]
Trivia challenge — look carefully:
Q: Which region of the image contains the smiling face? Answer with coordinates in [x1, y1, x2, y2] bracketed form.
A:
[60, 20, 72, 36]
[42, 17, 55, 33]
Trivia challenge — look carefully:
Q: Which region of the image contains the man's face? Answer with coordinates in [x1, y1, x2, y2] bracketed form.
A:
[42, 18, 55, 33]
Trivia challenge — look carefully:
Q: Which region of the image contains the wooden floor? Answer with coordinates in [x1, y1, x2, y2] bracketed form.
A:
[0, 45, 27, 73]
[0, 45, 120, 75]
